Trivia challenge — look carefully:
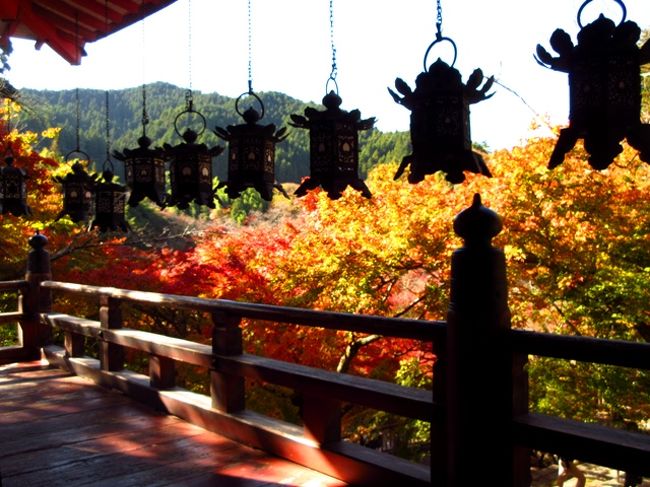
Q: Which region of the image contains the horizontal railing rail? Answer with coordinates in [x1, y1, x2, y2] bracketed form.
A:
[0, 280, 28, 292]
[511, 329, 650, 370]
[40, 281, 446, 342]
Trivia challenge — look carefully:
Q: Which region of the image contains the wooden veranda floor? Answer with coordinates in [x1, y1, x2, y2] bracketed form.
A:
[0, 361, 346, 487]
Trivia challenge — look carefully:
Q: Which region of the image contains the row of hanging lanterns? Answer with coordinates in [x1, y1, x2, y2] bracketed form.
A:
[1, 0, 648, 229]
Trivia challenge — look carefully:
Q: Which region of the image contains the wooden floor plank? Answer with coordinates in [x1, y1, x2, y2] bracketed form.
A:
[0, 362, 346, 487]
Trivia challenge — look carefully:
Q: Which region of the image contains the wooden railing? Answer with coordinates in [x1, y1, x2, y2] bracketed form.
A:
[38, 281, 442, 485]
[1, 199, 649, 486]
[510, 330, 650, 475]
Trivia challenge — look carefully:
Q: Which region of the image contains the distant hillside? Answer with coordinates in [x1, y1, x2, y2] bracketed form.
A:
[16, 83, 410, 182]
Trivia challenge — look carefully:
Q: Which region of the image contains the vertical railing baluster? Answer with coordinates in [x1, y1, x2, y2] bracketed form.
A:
[99, 295, 124, 371]
[150, 355, 176, 389]
[211, 311, 245, 413]
[64, 331, 84, 357]
[302, 395, 341, 445]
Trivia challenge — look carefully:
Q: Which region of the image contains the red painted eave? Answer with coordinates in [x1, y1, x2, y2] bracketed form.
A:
[0, 0, 179, 65]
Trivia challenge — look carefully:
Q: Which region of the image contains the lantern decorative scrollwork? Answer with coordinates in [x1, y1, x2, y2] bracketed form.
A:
[290, 91, 375, 199]
[164, 92, 224, 210]
[0, 147, 30, 216]
[214, 92, 288, 201]
[55, 152, 97, 223]
[535, 0, 650, 169]
[389, 0, 494, 185]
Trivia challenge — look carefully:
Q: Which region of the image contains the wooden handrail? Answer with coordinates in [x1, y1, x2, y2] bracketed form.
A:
[0, 280, 28, 291]
[41, 280, 446, 341]
[0, 311, 23, 325]
[511, 329, 650, 370]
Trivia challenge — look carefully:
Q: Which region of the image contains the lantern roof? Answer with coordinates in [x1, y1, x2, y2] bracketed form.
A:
[0, 0, 178, 65]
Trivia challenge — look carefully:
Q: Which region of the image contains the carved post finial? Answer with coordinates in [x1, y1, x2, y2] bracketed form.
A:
[453, 193, 502, 247]
[27, 231, 51, 276]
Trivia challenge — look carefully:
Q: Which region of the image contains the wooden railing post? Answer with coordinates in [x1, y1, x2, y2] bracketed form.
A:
[211, 311, 245, 413]
[445, 194, 527, 486]
[99, 295, 124, 371]
[19, 232, 52, 359]
[150, 355, 175, 389]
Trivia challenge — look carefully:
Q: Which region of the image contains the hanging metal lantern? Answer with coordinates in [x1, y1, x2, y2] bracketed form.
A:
[389, 31, 494, 185]
[92, 90, 128, 233]
[164, 94, 223, 210]
[214, 93, 288, 201]
[113, 136, 166, 208]
[0, 148, 30, 216]
[91, 163, 129, 233]
[290, 91, 375, 199]
[536, 0, 650, 169]
[288, 0, 375, 200]
[54, 153, 97, 223]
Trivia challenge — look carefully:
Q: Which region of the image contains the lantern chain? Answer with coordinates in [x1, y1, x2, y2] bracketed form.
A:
[74, 88, 81, 151]
[4, 98, 13, 157]
[248, 0, 253, 93]
[328, 0, 338, 86]
[104, 90, 112, 170]
[436, 0, 443, 40]
[73, 12, 82, 153]
[141, 0, 149, 136]
[186, 0, 193, 109]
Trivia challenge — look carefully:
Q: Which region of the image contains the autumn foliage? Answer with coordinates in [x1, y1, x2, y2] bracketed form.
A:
[2, 99, 649, 450]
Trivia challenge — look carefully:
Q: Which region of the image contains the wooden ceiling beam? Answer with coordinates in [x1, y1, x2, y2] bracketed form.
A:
[32, 4, 98, 42]
[106, 0, 140, 14]
[56, 0, 123, 24]
[15, 0, 81, 64]
[35, 0, 107, 32]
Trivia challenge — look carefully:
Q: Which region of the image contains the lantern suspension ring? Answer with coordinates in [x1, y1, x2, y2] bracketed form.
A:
[174, 90, 207, 138]
[325, 0, 339, 95]
[423, 0, 457, 70]
[577, 0, 627, 28]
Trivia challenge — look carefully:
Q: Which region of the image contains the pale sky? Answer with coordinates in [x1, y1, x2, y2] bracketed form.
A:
[6, 0, 650, 150]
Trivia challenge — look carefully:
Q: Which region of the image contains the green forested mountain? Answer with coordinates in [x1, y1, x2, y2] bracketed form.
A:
[16, 83, 410, 182]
